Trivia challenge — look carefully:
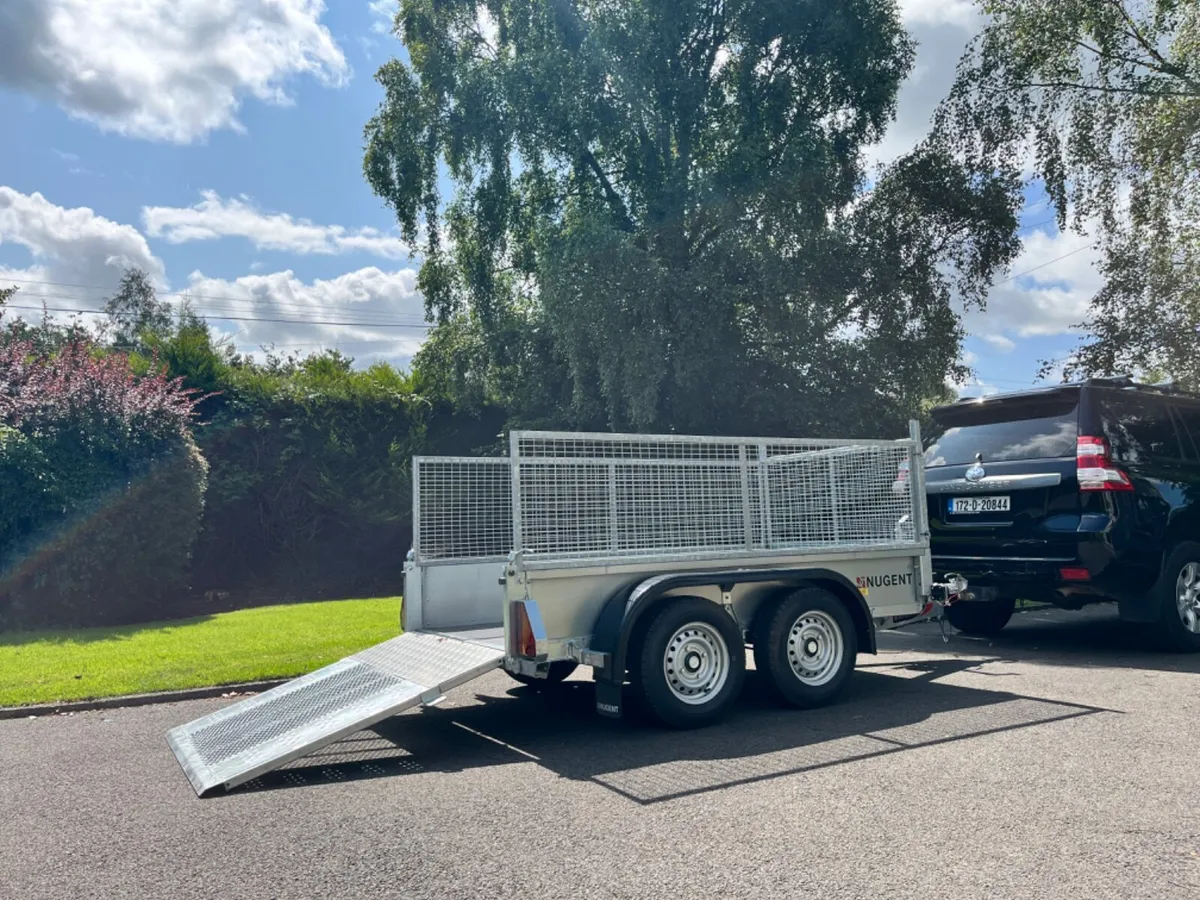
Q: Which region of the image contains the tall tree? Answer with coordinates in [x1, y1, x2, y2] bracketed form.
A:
[366, 0, 1020, 436]
[936, 0, 1200, 384]
[104, 268, 173, 353]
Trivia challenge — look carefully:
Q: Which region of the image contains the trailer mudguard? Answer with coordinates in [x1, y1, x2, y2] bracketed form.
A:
[590, 567, 876, 718]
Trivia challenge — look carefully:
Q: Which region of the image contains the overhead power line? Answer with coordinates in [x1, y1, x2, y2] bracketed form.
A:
[0, 275, 426, 318]
[992, 245, 1092, 287]
[10, 289, 431, 326]
[3, 304, 434, 330]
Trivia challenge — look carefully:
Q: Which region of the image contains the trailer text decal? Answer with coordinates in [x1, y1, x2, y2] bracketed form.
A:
[856, 573, 914, 591]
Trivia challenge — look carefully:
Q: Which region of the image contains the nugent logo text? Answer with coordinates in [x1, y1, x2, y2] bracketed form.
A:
[856, 573, 914, 589]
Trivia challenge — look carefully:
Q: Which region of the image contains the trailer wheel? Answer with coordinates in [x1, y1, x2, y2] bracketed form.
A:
[752, 588, 856, 709]
[510, 661, 579, 688]
[635, 598, 745, 728]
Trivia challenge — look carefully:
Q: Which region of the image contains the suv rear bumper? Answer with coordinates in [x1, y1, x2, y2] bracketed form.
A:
[932, 555, 1078, 585]
[932, 540, 1159, 615]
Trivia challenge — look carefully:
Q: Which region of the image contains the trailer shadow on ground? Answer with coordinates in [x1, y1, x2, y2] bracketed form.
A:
[228, 648, 1118, 804]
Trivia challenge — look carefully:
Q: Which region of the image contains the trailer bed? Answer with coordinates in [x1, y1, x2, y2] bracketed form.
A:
[166, 629, 504, 797]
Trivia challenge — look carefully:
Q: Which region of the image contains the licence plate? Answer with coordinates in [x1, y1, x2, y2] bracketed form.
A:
[949, 496, 1011, 515]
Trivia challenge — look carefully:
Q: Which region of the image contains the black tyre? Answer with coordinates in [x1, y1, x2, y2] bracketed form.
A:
[509, 661, 579, 688]
[752, 588, 857, 709]
[634, 598, 746, 728]
[1154, 542, 1200, 652]
[944, 595, 1016, 636]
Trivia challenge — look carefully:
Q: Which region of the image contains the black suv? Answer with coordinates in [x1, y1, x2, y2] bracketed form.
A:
[924, 377, 1200, 650]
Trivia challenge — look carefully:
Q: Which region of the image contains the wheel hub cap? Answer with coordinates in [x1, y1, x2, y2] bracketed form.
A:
[787, 611, 845, 687]
[663, 623, 730, 705]
[1177, 562, 1200, 634]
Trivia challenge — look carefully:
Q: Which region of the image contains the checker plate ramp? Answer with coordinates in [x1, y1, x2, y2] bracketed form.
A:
[166, 631, 504, 796]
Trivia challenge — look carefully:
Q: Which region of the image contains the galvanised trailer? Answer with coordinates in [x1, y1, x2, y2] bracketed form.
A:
[167, 424, 965, 796]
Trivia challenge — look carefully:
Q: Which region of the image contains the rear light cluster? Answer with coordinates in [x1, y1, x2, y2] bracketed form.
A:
[1076, 436, 1133, 492]
[513, 602, 537, 658]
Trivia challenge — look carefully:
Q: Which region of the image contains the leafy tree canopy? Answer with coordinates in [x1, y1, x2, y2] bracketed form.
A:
[104, 268, 173, 353]
[936, 0, 1200, 384]
[365, 0, 1020, 437]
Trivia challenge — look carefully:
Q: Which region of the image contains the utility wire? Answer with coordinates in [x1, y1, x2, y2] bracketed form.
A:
[9, 289, 431, 326]
[3, 304, 434, 330]
[991, 244, 1092, 287]
[0, 275, 421, 310]
[3, 281, 429, 323]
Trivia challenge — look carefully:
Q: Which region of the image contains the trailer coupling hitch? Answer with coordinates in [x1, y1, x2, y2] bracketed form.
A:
[930, 574, 971, 643]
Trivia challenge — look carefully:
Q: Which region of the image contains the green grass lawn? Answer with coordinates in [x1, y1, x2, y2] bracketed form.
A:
[0, 597, 402, 707]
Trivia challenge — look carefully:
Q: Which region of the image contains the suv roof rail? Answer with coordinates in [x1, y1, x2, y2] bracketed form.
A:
[1084, 376, 1200, 401]
[941, 376, 1200, 410]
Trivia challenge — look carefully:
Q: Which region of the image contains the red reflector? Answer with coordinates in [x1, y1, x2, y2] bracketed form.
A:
[513, 603, 536, 658]
[1059, 567, 1091, 582]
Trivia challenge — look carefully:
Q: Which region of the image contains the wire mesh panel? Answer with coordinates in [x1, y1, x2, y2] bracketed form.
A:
[763, 445, 914, 550]
[512, 431, 920, 562]
[514, 433, 749, 461]
[615, 462, 749, 553]
[413, 457, 512, 563]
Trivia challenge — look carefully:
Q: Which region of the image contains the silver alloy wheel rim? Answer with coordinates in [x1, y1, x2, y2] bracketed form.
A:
[787, 611, 844, 687]
[663, 622, 730, 705]
[1177, 562, 1200, 634]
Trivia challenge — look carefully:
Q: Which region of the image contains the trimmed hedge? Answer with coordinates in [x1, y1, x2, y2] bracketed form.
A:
[0, 314, 508, 625]
[0, 337, 207, 628]
[187, 354, 505, 599]
[0, 443, 208, 628]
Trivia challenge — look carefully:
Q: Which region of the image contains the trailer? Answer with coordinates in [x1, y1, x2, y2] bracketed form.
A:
[166, 424, 965, 796]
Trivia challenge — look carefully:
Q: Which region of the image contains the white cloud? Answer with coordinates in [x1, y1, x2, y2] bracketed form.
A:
[186, 267, 428, 365]
[971, 229, 1102, 338]
[143, 192, 414, 259]
[867, 6, 982, 168]
[950, 374, 1001, 399]
[980, 333, 1017, 352]
[0, 187, 166, 316]
[899, 0, 980, 29]
[0, 186, 428, 367]
[368, 1, 399, 34]
[0, 0, 348, 143]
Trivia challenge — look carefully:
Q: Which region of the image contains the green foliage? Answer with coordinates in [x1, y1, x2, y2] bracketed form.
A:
[0, 286, 93, 355]
[0, 427, 52, 554]
[0, 326, 209, 628]
[0, 443, 209, 629]
[366, 0, 1020, 436]
[190, 351, 430, 595]
[104, 268, 173, 353]
[935, 0, 1200, 384]
[1, 272, 506, 619]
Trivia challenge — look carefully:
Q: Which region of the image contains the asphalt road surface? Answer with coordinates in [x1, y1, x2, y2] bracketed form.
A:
[3, 605, 1199, 900]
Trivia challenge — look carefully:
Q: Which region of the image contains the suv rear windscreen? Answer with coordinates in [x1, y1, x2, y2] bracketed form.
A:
[926, 393, 1079, 468]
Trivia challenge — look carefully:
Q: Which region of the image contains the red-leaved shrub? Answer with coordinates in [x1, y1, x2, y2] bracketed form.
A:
[0, 338, 209, 628]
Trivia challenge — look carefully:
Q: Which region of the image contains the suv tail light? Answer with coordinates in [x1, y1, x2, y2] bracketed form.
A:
[1076, 436, 1133, 492]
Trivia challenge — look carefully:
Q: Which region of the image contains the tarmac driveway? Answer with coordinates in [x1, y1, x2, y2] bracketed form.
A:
[2, 605, 1199, 900]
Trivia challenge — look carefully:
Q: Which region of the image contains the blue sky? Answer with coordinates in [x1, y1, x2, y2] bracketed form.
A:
[0, 0, 1098, 393]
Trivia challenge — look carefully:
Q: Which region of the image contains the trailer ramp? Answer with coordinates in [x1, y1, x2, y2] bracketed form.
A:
[166, 630, 504, 797]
